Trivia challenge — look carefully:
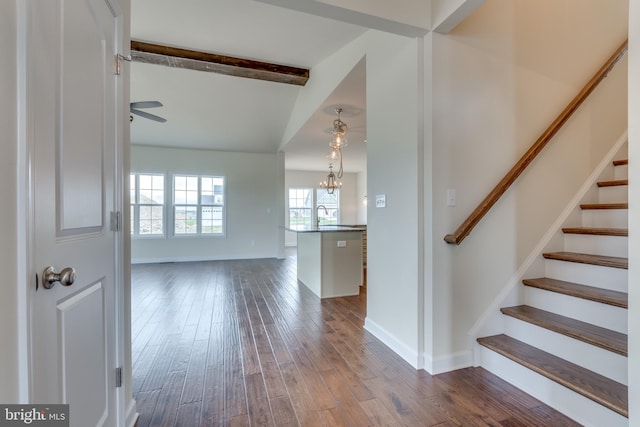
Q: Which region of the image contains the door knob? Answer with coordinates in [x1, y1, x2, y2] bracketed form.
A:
[42, 266, 76, 289]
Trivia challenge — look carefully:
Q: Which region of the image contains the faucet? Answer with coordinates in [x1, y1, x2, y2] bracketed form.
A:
[316, 205, 328, 227]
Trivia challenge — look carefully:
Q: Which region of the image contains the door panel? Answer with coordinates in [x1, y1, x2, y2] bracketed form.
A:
[58, 282, 107, 426]
[29, 0, 119, 425]
[59, 0, 105, 232]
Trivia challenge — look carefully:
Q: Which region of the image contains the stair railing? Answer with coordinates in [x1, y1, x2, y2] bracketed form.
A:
[444, 39, 628, 245]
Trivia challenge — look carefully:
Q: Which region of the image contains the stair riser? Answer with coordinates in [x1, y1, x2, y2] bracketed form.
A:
[478, 347, 629, 427]
[524, 287, 627, 333]
[503, 316, 628, 384]
[581, 210, 628, 228]
[563, 234, 628, 258]
[614, 165, 627, 180]
[544, 259, 627, 292]
[598, 185, 627, 203]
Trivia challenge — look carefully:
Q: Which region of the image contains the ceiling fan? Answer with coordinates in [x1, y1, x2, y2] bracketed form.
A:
[130, 101, 166, 123]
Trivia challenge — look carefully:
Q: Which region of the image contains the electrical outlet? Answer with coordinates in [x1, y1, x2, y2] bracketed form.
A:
[375, 194, 386, 208]
[337, 241, 347, 248]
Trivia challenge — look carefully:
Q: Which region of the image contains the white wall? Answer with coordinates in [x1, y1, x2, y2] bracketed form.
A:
[364, 31, 423, 367]
[627, 0, 639, 422]
[356, 170, 367, 224]
[131, 145, 281, 263]
[431, 0, 628, 365]
[287, 30, 424, 368]
[1, 0, 20, 403]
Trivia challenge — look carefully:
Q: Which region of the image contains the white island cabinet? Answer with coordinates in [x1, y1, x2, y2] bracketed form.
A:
[292, 226, 364, 299]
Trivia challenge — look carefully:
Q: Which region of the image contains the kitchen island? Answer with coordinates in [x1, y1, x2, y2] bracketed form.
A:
[288, 225, 364, 299]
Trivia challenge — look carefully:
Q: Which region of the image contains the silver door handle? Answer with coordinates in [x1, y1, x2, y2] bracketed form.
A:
[42, 266, 76, 289]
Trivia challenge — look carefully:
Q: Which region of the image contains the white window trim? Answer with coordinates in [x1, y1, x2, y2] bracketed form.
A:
[287, 187, 340, 228]
[130, 172, 166, 238]
[172, 174, 226, 237]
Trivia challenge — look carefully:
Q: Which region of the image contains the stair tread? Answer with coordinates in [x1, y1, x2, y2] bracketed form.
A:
[597, 179, 628, 187]
[477, 334, 628, 417]
[543, 251, 628, 269]
[562, 227, 627, 236]
[501, 305, 627, 355]
[523, 277, 628, 308]
[612, 159, 628, 166]
[580, 202, 628, 210]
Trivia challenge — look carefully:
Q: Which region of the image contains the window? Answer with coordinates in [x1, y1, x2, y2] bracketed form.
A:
[130, 173, 165, 236]
[287, 187, 340, 228]
[174, 175, 225, 235]
[316, 189, 339, 226]
[288, 188, 312, 230]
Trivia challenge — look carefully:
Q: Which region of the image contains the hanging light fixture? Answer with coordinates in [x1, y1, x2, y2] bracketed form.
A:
[320, 163, 342, 194]
[328, 107, 347, 179]
[330, 107, 348, 150]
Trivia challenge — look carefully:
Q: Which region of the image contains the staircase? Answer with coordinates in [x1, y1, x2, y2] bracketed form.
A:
[477, 155, 629, 426]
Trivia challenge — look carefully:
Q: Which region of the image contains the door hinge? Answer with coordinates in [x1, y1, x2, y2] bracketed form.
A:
[110, 211, 121, 232]
[114, 53, 131, 75]
[115, 367, 122, 388]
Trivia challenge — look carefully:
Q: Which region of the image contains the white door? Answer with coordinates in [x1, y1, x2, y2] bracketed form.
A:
[28, 0, 122, 426]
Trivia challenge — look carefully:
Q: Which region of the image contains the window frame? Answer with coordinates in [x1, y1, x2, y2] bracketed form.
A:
[130, 172, 166, 238]
[288, 188, 313, 230]
[172, 174, 226, 237]
[316, 188, 340, 226]
[287, 186, 340, 229]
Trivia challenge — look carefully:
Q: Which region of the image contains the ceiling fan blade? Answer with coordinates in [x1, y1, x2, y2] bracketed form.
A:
[130, 101, 163, 109]
[131, 108, 167, 123]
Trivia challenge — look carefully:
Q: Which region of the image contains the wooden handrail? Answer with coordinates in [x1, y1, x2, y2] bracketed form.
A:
[444, 39, 628, 245]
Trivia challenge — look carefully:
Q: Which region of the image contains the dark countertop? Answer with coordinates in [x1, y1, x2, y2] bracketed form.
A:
[285, 225, 366, 233]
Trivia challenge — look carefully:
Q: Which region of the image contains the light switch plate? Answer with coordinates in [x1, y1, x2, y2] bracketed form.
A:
[375, 194, 386, 208]
[447, 189, 456, 207]
[337, 240, 347, 248]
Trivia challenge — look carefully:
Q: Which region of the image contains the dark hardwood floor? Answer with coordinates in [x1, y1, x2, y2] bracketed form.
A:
[131, 256, 581, 426]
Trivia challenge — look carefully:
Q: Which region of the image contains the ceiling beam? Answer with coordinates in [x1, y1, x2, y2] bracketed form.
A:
[130, 40, 310, 86]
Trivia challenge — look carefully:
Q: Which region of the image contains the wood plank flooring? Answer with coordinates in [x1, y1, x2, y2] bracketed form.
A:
[131, 256, 581, 426]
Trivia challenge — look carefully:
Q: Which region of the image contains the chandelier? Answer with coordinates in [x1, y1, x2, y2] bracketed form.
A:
[328, 107, 346, 179]
[320, 163, 342, 194]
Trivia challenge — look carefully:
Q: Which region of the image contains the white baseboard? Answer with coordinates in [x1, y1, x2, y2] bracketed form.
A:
[364, 317, 423, 369]
[425, 350, 474, 375]
[364, 317, 474, 374]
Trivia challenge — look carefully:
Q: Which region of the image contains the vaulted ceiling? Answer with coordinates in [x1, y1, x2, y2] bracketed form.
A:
[130, 0, 482, 173]
[130, 0, 368, 172]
